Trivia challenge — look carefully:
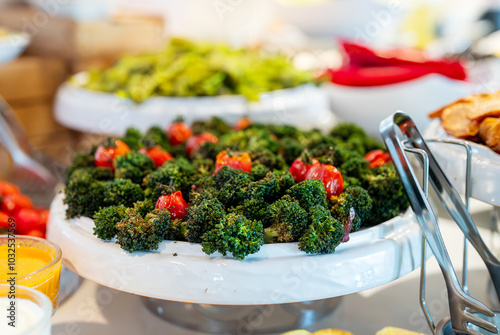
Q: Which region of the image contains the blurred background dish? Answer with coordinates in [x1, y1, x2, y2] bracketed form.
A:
[27, 0, 117, 22]
[325, 74, 473, 139]
[0, 28, 30, 64]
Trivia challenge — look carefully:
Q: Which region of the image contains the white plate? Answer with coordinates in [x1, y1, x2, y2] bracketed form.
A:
[324, 74, 474, 139]
[47, 193, 423, 305]
[54, 76, 336, 135]
[0, 32, 30, 64]
[424, 119, 500, 207]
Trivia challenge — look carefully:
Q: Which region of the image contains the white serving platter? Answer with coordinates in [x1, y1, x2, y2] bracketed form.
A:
[54, 74, 336, 136]
[424, 118, 500, 207]
[48, 193, 423, 305]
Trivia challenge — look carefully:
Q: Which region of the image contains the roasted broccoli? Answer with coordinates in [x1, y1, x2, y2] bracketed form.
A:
[143, 158, 195, 200]
[121, 127, 142, 150]
[103, 178, 144, 208]
[64, 168, 106, 218]
[201, 213, 264, 260]
[185, 189, 226, 242]
[141, 126, 169, 150]
[144, 209, 183, 240]
[214, 166, 254, 207]
[267, 197, 309, 242]
[250, 163, 270, 180]
[298, 205, 344, 254]
[286, 179, 328, 211]
[114, 152, 155, 184]
[191, 117, 231, 137]
[116, 208, 169, 252]
[364, 165, 409, 225]
[330, 186, 373, 232]
[93, 205, 127, 240]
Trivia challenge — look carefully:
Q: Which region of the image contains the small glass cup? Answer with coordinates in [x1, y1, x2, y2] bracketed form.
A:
[0, 284, 52, 335]
[0, 235, 62, 312]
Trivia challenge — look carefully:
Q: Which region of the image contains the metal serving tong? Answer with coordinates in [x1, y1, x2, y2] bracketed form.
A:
[0, 95, 58, 206]
[380, 112, 499, 335]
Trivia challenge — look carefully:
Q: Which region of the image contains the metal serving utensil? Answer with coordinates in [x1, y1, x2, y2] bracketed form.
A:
[380, 112, 497, 335]
[0, 95, 58, 206]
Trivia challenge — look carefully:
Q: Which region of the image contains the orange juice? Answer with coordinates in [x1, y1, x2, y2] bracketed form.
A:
[0, 237, 62, 311]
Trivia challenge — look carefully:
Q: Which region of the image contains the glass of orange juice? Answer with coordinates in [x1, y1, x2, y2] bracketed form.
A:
[0, 236, 62, 312]
[0, 284, 52, 334]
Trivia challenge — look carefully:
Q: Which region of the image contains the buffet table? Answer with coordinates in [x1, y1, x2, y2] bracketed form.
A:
[51, 200, 498, 335]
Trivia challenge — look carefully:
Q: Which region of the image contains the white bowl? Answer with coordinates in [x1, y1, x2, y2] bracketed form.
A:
[54, 75, 337, 135]
[0, 31, 30, 64]
[324, 74, 474, 139]
[47, 193, 424, 305]
[271, 0, 397, 39]
[424, 119, 500, 207]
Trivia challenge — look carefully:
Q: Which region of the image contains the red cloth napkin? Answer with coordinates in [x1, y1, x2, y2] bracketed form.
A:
[325, 41, 467, 86]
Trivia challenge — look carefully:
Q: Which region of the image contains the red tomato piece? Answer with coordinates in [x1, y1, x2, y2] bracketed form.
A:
[1, 193, 33, 214]
[38, 209, 50, 225]
[155, 190, 188, 220]
[0, 211, 10, 230]
[214, 150, 252, 174]
[289, 158, 319, 183]
[15, 208, 42, 235]
[94, 140, 130, 168]
[26, 229, 46, 239]
[186, 132, 219, 156]
[0, 181, 20, 196]
[234, 117, 251, 131]
[167, 121, 193, 145]
[364, 149, 391, 169]
[305, 163, 344, 198]
[139, 146, 173, 168]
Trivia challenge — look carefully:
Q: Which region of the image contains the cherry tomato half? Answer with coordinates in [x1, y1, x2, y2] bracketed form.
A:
[364, 149, 391, 169]
[155, 190, 188, 220]
[234, 117, 251, 131]
[0, 211, 9, 230]
[14, 208, 42, 235]
[186, 132, 219, 156]
[139, 145, 173, 168]
[214, 150, 252, 174]
[167, 121, 192, 145]
[289, 158, 319, 183]
[1, 193, 33, 215]
[305, 163, 344, 198]
[0, 181, 20, 196]
[94, 140, 130, 169]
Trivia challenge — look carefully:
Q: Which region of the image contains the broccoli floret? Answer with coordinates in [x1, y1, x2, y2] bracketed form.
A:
[329, 123, 368, 141]
[143, 158, 194, 200]
[116, 208, 166, 252]
[191, 117, 231, 136]
[267, 197, 308, 242]
[93, 205, 127, 240]
[363, 165, 409, 225]
[141, 126, 169, 149]
[330, 186, 373, 232]
[64, 168, 106, 218]
[121, 127, 142, 150]
[330, 123, 385, 153]
[132, 198, 155, 217]
[66, 153, 96, 180]
[286, 179, 328, 210]
[278, 137, 305, 165]
[144, 209, 183, 240]
[339, 155, 370, 181]
[201, 213, 264, 260]
[214, 166, 254, 207]
[249, 148, 287, 171]
[298, 205, 344, 254]
[114, 152, 155, 184]
[191, 141, 218, 161]
[342, 176, 363, 188]
[276, 171, 295, 195]
[250, 163, 270, 180]
[217, 128, 279, 153]
[185, 189, 226, 242]
[103, 178, 144, 208]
